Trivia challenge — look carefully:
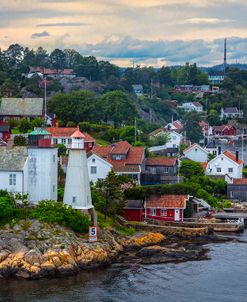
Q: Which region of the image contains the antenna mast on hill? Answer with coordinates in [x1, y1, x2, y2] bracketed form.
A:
[223, 38, 227, 73]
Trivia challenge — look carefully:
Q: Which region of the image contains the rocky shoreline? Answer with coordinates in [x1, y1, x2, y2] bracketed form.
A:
[0, 219, 233, 280]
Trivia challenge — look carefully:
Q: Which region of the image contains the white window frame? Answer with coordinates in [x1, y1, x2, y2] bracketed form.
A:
[230, 191, 234, 198]
[228, 168, 233, 173]
[72, 196, 76, 203]
[164, 167, 169, 173]
[9, 174, 16, 186]
[91, 166, 97, 174]
[217, 168, 221, 172]
[150, 208, 156, 216]
[161, 209, 167, 217]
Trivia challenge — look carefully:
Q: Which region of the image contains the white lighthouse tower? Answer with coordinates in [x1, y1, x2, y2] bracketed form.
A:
[63, 128, 94, 214]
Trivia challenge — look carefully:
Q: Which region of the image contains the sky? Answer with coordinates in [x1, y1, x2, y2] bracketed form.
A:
[0, 0, 247, 67]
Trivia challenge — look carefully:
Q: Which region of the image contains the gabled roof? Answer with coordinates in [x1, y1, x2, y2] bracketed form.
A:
[222, 107, 239, 114]
[192, 102, 202, 107]
[71, 129, 85, 138]
[124, 200, 143, 209]
[45, 127, 96, 142]
[0, 147, 28, 171]
[183, 143, 208, 155]
[110, 141, 131, 155]
[29, 128, 51, 136]
[147, 195, 187, 209]
[0, 98, 43, 117]
[213, 125, 235, 132]
[146, 157, 177, 167]
[223, 151, 244, 165]
[91, 141, 145, 173]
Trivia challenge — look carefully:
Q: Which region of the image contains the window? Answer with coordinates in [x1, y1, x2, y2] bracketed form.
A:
[161, 209, 167, 217]
[53, 155, 56, 163]
[217, 168, 221, 172]
[53, 185, 55, 193]
[53, 138, 58, 145]
[9, 174, 16, 186]
[195, 148, 198, 151]
[91, 166, 97, 174]
[173, 144, 176, 148]
[221, 157, 223, 161]
[213, 151, 217, 155]
[92, 158, 96, 163]
[230, 191, 234, 198]
[228, 168, 233, 173]
[61, 138, 66, 144]
[72, 196, 76, 203]
[164, 167, 169, 173]
[150, 208, 156, 216]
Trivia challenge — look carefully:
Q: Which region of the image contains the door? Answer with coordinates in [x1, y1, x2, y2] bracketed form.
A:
[174, 209, 180, 221]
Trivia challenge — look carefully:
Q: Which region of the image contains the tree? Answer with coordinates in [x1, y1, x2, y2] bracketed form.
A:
[149, 132, 170, 147]
[94, 170, 125, 218]
[208, 109, 221, 126]
[49, 49, 66, 69]
[184, 112, 203, 143]
[100, 90, 138, 127]
[14, 135, 27, 146]
[18, 119, 31, 133]
[180, 160, 204, 179]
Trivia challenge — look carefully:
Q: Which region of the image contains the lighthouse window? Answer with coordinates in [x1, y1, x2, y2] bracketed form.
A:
[91, 166, 97, 174]
[9, 174, 16, 186]
[72, 196, 76, 203]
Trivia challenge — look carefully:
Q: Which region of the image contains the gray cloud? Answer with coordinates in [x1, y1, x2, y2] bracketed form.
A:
[74, 36, 247, 66]
[36, 22, 89, 27]
[31, 30, 50, 39]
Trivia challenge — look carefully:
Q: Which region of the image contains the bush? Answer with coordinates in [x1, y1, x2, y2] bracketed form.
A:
[14, 135, 27, 146]
[0, 197, 16, 220]
[32, 200, 91, 233]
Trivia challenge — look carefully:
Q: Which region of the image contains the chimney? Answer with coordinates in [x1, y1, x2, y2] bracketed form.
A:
[218, 146, 221, 155]
[236, 151, 239, 162]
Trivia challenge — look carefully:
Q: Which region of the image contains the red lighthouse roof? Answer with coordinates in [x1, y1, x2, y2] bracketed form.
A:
[71, 129, 85, 138]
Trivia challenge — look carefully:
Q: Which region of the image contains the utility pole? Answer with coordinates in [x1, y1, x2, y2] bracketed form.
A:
[134, 118, 137, 143]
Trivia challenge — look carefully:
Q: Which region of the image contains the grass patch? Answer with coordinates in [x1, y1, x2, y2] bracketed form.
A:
[115, 225, 136, 236]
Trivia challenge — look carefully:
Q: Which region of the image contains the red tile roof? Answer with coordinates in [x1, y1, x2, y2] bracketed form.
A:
[46, 127, 95, 142]
[223, 151, 244, 165]
[110, 141, 131, 154]
[147, 195, 187, 209]
[172, 120, 183, 130]
[146, 157, 176, 166]
[92, 141, 145, 172]
[233, 178, 247, 185]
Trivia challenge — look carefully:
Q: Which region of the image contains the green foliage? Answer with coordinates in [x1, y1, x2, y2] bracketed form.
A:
[56, 144, 67, 156]
[183, 112, 203, 143]
[115, 225, 136, 236]
[14, 135, 27, 146]
[184, 201, 194, 218]
[31, 118, 44, 129]
[180, 160, 204, 179]
[66, 121, 76, 127]
[32, 200, 91, 233]
[18, 119, 31, 133]
[149, 132, 170, 147]
[0, 197, 15, 220]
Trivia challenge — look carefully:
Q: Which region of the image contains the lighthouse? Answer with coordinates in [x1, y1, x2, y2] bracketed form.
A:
[63, 128, 94, 217]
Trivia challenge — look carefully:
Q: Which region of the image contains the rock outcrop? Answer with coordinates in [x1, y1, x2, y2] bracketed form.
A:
[0, 220, 166, 279]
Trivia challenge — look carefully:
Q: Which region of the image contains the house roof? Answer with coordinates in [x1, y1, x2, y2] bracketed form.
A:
[124, 200, 143, 209]
[30, 67, 75, 75]
[222, 107, 239, 114]
[92, 141, 145, 172]
[110, 141, 131, 155]
[223, 151, 244, 165]
[0, 98, 43, 117]
[45, 127, 96, 142]
[149, 127, 165, 137]
[213, 125, 235, 132]
[199, 121, 208, 128]
[183, 143, 208, 154]
[147, 195, 187, 209]
[71, 129, 85, 138]
[29, 128, 51, 136]
[0, 147, 28, 171]
[146, 157, 177, 167]
[233, 178, 247, 185]
[192, 102, 202, 107]
[132, 84, 143, 89]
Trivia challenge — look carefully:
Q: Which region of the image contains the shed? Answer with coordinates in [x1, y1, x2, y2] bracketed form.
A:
[122, 200, 144, 222]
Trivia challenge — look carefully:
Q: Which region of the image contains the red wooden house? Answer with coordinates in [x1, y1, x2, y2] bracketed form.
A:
[0, 122, 11, 142]
[145, 195, 187, 222]
[122, 200, 144, 222]
[212, 125, 236, 136]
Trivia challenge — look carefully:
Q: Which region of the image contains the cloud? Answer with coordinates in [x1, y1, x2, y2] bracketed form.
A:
[31, 30, 50, 39]
[183, 18, 234, 24]
[36, 22, 89, 27]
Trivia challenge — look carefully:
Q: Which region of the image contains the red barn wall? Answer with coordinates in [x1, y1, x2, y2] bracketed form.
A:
[146, 208, 183, 222]
[123, 209, 144, 222]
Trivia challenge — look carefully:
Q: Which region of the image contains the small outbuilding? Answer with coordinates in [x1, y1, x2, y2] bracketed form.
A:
[122, 200, 144, 222]
[145, 194, 187, 222]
